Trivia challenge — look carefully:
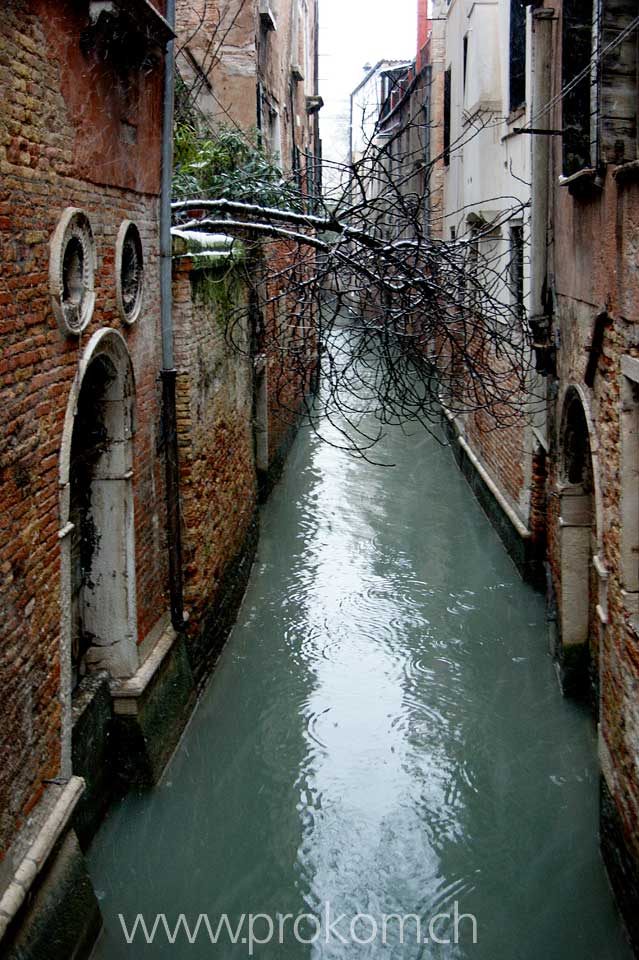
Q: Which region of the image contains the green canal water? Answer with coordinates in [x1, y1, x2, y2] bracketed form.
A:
[88, 402, 632, 959]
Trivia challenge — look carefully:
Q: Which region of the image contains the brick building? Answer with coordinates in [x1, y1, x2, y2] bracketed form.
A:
[175, 0, 321, 189]
[174, 0, 322, 491]
[529, 0, 639, 949]
[0, 3, 175, 955]
[0, 2, 314, 958]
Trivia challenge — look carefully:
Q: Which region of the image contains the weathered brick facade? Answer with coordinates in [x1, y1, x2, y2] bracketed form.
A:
[0, 0, 169, 867]
[174, 0, 321, 488]
[175, 0, 321, 187]
[539, 1, 639, 944]
[1, 3, 308, 957]
[171, 235, 260, 678]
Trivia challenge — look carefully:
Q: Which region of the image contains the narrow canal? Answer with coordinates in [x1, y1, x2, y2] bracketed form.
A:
[88, 390, 632, 958]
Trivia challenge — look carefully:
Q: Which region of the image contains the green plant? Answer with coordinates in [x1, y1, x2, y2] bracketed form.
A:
[173, 123, 304, 211]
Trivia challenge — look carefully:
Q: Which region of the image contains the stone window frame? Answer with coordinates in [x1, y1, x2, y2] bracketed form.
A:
[115, 220, 144, 327]
[49, 208, 97, 338]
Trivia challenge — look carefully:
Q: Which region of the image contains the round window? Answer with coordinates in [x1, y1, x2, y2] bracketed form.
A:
[49, 208, 96, 337]
[116, 221, 144, 326]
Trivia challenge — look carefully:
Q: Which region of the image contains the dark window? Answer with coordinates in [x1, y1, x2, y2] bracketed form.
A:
[599, 1, 638, 164]
[444, 67, 451, 166]
[509, 224, 525, 322]
[305, 152, 315, 212]
[463, 35, 468, 97]
[509, 0, 526, 111]
[562, 0, 594, 176]
[423, 88, 432, 235]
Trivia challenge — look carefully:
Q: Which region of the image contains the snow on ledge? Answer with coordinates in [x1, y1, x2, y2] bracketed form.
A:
[171, 228, 243, 264]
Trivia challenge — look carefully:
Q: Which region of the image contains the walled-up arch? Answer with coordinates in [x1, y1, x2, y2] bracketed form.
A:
[59, 329, 139, 734]
[556, 386, 601, 698]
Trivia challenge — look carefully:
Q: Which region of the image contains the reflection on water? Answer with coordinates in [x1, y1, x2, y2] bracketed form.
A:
[88, 403, 632, 959]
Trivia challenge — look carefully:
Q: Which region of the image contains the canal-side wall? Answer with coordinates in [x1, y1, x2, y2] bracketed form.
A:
[0, 5, 317, 959]
[171, 233, 261, 684]
[543, 171, 639, 955]
[443, 412, 546, 588]
[0, 4, 174, 958]
[538, 0, 639, 946]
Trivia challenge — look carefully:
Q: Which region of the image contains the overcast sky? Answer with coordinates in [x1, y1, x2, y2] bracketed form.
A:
[318, 0, 417, 171]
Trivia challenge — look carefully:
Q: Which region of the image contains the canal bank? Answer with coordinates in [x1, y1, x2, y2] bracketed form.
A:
[87, 403, 632, 959]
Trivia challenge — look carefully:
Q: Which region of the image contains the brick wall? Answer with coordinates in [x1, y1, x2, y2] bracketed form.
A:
[0, 2, 168, 860]
[544, 0, 639, 938]
[465, 407, 527, 510]
[260, 237, 317, 473]
[172, 254, 258, 655]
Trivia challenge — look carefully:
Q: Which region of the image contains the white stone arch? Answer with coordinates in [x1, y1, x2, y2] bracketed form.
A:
[59, 329, 139, 775]
[556, 384, 604, 695]
[558, 384, 603, 546]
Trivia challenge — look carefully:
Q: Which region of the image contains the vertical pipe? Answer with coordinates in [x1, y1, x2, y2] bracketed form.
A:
[313, 0, 321, 199]
[161, 0, 176, 371]
[160, 0, 185, 630]
[530, 8, 554, 325]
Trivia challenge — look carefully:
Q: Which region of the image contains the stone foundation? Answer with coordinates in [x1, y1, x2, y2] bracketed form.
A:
[3, 830, 101, 960]
[71, 674, 116, 849]
[186, 510, 260, 684]
[110, 626, 195, 789]
[0, 779, 100, 960]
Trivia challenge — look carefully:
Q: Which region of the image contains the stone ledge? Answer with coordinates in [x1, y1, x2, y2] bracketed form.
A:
[110, 623, 177, 714]
[0, 777, 85, 942]
[110, 627, 195, 786]
[558, 167, 603, 199]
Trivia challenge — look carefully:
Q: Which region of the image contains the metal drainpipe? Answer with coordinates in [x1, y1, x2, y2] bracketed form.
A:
[160, 0, 185, 630]
[530, 8, 554, 327]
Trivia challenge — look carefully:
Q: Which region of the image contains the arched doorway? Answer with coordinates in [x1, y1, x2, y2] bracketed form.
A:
[60, 330, 138, 694]
[557, 389, 598, 699]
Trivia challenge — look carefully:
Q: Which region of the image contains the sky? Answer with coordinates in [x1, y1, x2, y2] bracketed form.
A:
[318, 0, 417, 173]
